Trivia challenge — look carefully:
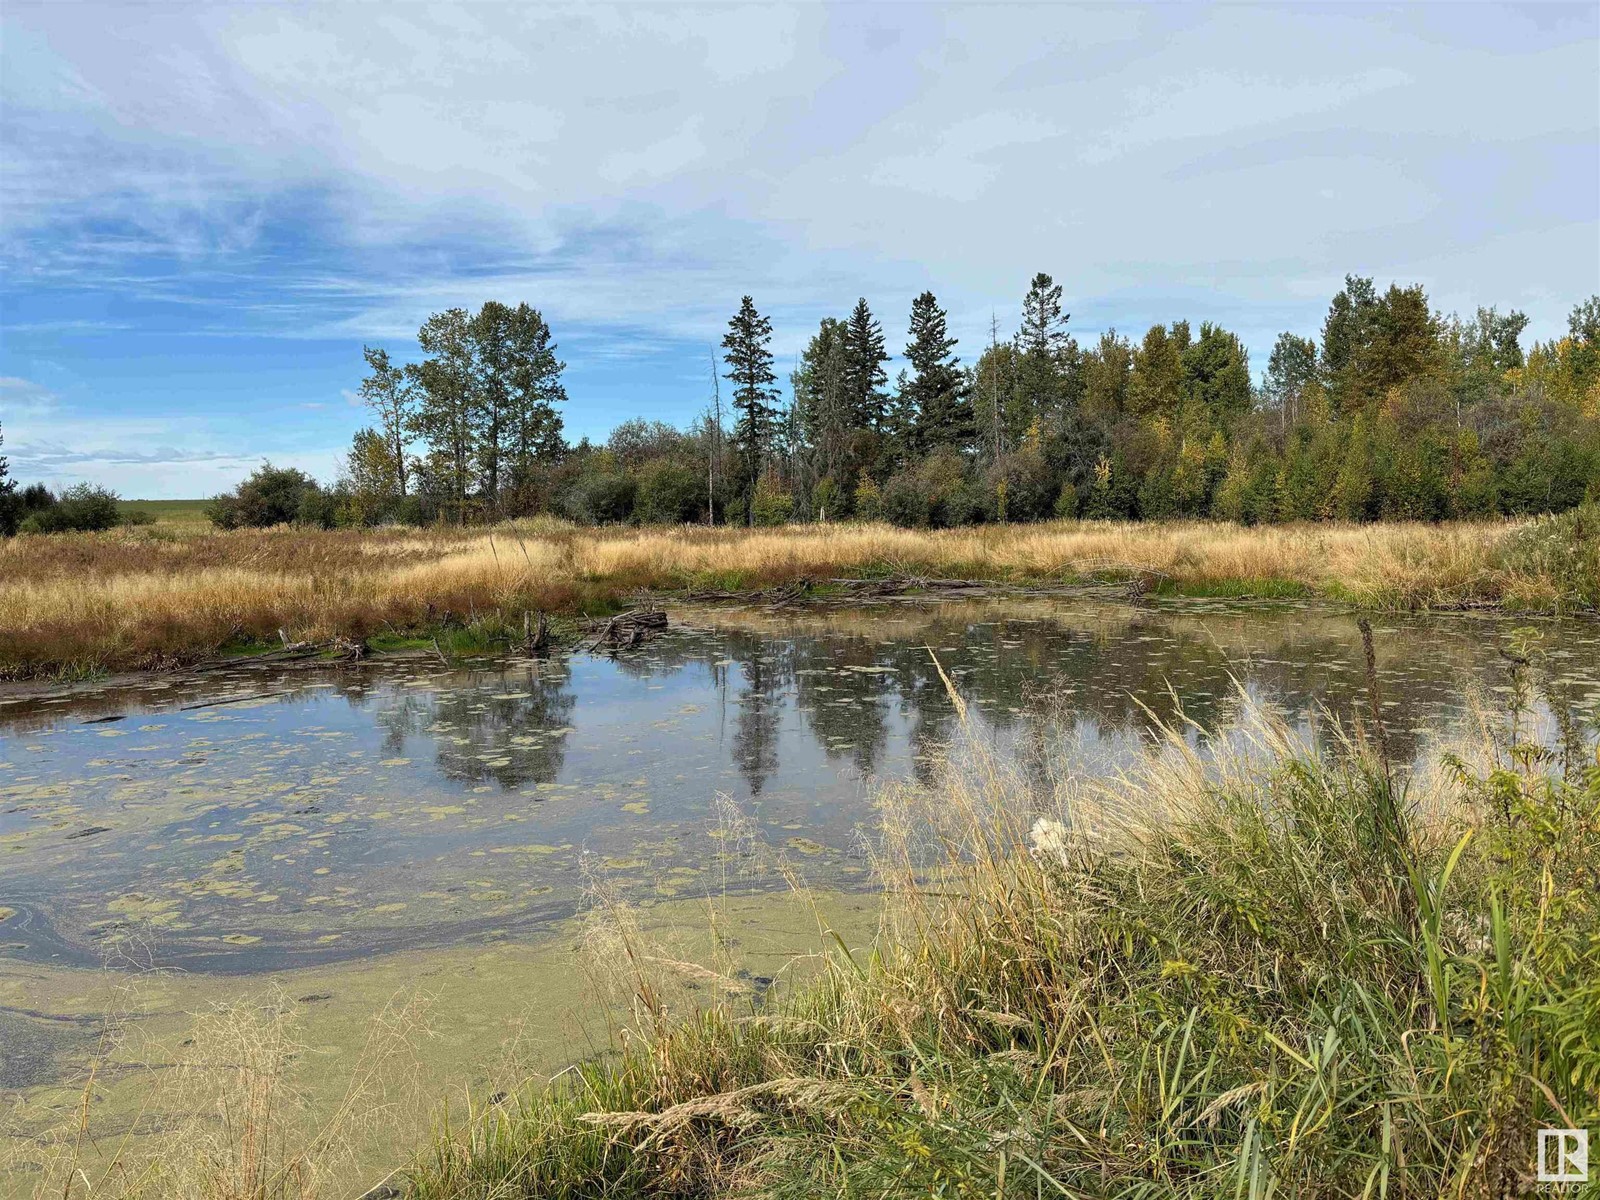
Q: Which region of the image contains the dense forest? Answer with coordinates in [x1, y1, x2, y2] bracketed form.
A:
[3, 279, 1596, 536]
[328, 277, 1595, 529]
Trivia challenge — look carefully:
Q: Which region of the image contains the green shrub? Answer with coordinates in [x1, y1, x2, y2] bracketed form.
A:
[883, 451, 977, 529]
[635, 461, 704, 525]
[854, 474, 882, 522]
[558, 470, 636, 525]
[750, 474, 795, 527]
[812, 475, 841, 522]
[208, 464, 325, 529]
[881, 469, 927, 527]
[296, 485, 339, 530]
[985, 448, 1056, 521]
[1500, 502, 1600, 610]
[19, 483, 124, 533]
[1052, 480, 1077, 518]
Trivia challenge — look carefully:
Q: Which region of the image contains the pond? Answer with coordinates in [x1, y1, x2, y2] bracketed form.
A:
[4, 594, 1597, 980]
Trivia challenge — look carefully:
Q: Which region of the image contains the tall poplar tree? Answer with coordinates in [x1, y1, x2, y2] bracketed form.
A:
[1361, 284, 1439, 398]
[358, 346, 416, 497]
[1181, 323, 1253, 424]
[721, 295, 780, 524]
[1081, 330, 1132, 423]
[409, 307, 477, 521]
[473, 301, 566, 504]
[972, 319, 1020, 459]
[1264, 333, 1318, 431]
[468, 301, 515, 508]
[1127, 323, 1185, 418]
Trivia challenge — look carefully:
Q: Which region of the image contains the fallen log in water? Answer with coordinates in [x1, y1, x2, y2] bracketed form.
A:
[760, 576, 814, 607]
[581, 608, 668, 653]
[186, 635, 367, 674]
[831, 576, 984, 597]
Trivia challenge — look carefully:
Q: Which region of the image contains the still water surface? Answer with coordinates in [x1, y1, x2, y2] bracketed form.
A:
[3, 595, 1597, 975]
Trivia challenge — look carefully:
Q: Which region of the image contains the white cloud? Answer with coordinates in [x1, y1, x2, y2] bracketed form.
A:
[0, 376, 59, 417]
[7, 4, 1591, 296]
[1, 387, 343, 498]
[0, 0, 1595, 475]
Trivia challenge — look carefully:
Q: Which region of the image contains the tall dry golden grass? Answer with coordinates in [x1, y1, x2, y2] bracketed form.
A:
[0, 518, 1526, 678]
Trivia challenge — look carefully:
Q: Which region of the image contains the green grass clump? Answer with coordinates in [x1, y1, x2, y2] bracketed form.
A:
[1499, 502, 1600, 612]
[406, 666, 1599, 1198]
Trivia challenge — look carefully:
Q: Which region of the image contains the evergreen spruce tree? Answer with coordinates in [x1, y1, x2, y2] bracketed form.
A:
[721, 295, 780, 524]
[1019, 272, 1069, 359]
[841, 298, 889, 432]
[886, 369, 921, 465]
[792, 317, 851, 500]
[903, 291, 973, 454]
[1015, 272, 1078, 432]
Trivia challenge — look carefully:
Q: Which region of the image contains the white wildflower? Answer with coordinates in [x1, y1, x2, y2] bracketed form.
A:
[1028, 817, 1071, 866]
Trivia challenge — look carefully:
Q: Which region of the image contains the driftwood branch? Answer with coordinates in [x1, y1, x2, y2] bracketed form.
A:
[581, 608, 668, 654]
[522, 610, 552, 656]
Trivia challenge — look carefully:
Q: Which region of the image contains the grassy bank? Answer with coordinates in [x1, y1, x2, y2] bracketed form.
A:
[1, 513, 1595, 679]
[401, 664, 1598, 1198]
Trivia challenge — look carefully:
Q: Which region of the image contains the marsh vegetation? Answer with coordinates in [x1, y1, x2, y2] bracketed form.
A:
[2, 512, 1598, 680]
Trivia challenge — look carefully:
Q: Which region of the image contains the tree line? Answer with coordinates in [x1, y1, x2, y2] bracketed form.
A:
[3, 277, 1596, 537]
[317, 276, 1595, 530]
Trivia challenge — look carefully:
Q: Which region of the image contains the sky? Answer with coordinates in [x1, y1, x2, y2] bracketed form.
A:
[1, 2, 1597, 499]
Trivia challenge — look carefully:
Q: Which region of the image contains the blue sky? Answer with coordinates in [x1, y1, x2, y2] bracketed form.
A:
[2, 2, 1596, 498]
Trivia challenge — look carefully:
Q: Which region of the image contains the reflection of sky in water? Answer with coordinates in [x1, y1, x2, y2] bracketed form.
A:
[1, 598, 1596, 972]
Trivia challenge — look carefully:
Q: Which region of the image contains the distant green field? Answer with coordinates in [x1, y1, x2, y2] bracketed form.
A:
[119, 499, 212, 527]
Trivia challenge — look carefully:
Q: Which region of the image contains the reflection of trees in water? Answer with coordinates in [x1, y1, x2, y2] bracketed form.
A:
[371, 606, 1566, 800]
[604, 633, 792, 795]
[373, 661, 576, 789]
[729, 638, 783, 795]
[689, 606, 1512, 779]
[894, 613, 1309, 742]
[789, 635, 890, 779]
